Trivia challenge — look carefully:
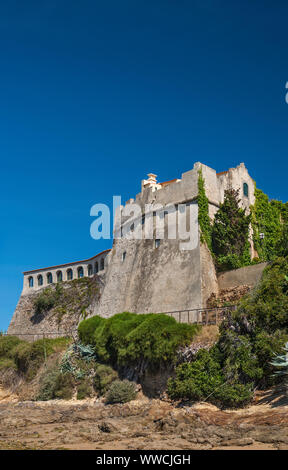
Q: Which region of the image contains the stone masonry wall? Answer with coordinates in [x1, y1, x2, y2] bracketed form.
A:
[8, 161, 258, 336]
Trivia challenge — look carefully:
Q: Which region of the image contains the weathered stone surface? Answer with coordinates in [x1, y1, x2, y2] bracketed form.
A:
[7, 277, 103, 341]
[0, 397, 286, 450]
[9, 161, 258, 337]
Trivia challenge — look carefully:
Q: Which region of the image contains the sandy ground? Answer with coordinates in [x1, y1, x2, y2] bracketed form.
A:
[0, 386, 287, 450]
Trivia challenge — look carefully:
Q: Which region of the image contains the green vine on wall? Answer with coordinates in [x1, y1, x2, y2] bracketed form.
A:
[198, 172, 287, 270]
[197, 169, 212, 250]
[251, 187, 288, 261]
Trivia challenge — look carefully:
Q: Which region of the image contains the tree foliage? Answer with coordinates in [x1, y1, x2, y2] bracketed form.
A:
[168, 257, 288, 407]
[78, 312, 200, 369]
[211, 189, 251, 271]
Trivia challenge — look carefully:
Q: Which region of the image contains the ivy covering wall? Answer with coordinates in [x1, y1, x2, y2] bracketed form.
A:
[197, 173, 287, 271]
[251, 187, 288, 261]
[197, 169, 212, 250]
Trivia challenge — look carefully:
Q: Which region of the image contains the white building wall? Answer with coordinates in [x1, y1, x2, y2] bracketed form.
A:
[22, 250, 110, 295]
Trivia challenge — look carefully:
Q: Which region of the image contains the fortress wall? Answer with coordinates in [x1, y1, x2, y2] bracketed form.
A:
[137, 167, 198, 208]
[8, 161, 259, 336]
[217, 163, 255, 211]
[94, 201, 203, 317]
[200, 241, 219, 307]
[8, 274, 106, 340]
[217, 262, 268, 290]
[194, 162, 221, 207]
[94, 238, 202, 318]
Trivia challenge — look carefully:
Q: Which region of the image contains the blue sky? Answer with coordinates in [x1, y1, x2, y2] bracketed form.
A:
[0, 0, 288, 330]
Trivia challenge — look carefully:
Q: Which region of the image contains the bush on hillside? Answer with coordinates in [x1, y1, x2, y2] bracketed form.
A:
[37, 364, 75, 401]
[105, 379, 137, 404]
[0, 358, 17, 370]
[168, 257, 288, 407]
[167, 347, 254, 408]
[76, 378, 93, 400]
[11, 337, 70, 380]
[233, 257, 288, 332]
[78, 315, 106, 345]
[34, 286, 63, 315]
[93, 364, 118, 395]
[37, 366, 61, 400]
[0, 336, 24, 358]
[78, 312, 200, 368]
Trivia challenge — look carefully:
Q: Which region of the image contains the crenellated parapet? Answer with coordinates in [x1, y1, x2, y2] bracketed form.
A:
[8, 161, 257, 338]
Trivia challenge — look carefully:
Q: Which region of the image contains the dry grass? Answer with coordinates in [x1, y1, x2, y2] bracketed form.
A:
[193, 325, 219, 346]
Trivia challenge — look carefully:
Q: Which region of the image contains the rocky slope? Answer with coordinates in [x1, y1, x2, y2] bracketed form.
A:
[8, 276, 102, 340]
[0, 388, 287, 450]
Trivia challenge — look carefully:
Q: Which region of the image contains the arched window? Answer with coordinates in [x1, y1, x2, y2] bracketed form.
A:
[78, 266, 84, 278]
[100, 258, 104, 270]
[47, 272, 53, 284]
[88, 264, 93, 276]
[57, 271, 63, 282]
[95, 262, 99, 274]
[243, 182, 249, 198]
[67, 269, 73, 280]
[37, 275, 43, 286]
[28, 276, 34, 288]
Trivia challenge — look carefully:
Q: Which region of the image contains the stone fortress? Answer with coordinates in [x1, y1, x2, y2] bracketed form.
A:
[8, 161, 265, 335]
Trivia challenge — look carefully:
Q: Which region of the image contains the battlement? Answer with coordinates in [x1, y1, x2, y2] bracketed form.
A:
[9, 161, 256, 337]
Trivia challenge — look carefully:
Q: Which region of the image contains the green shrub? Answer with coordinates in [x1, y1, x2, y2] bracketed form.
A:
[12, 337, 70, 380]
[235, 257, 288, 332]
[105, 380, 137, 404]
[168, 257, 288, 408]
[37, 364, 74, 401]
[253, 330, 288, 386]
[93, 364, 118, 395]
[215, 382, 253, 408]
[215, 254, 243, 271]
[0, 357, 17, 370]
[37, 366, 61, 401]
[53, 372, 74, 399]
[218, 331, 263, 384]
[78, 315, 106, 345]
[77, 379, 92, 400]
[0, 336, 24, 358]
[78, 312, 200, 369]
[167, 349, 224, 402]
[167, 347, 254, 408]
[34, 287, 62, 315]
[121, 314, 199, 366]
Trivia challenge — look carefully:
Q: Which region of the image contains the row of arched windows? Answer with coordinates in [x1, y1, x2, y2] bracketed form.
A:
[27, 258, 106, 288]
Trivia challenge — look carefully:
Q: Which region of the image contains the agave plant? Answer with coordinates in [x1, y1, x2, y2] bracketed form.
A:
[73, 342, 95, 361]
[59, 342, 95, 379]
[270, 342, 288, 379]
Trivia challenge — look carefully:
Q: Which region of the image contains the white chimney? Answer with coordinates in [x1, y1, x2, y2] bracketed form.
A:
[142, 173, 159, 191]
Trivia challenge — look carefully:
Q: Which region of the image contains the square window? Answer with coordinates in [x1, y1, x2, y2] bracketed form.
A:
[155, 239, 160, 248]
